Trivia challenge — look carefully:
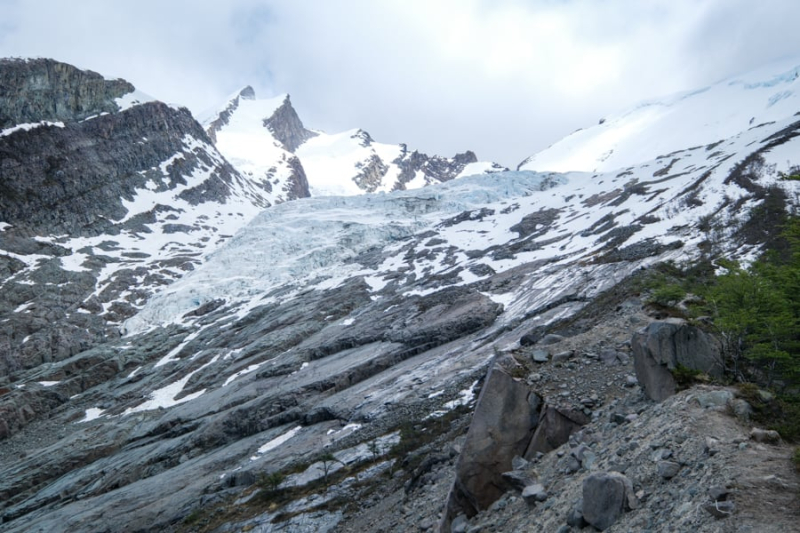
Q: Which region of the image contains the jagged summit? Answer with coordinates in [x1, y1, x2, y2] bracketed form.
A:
[202, 86, 503, 196]
[520, 56, 800, 173]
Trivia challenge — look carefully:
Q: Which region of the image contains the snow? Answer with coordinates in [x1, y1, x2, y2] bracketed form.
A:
[222, 363, 264, 387]
[77, 407, 106, 423]
[36, 381, 60, 387]
[251, 425, 302, 461]
[123, 354, 219, 415]
[521, 57, 800, 173]
[1, 121, 64, 137]
[115, 89, 157, 111]
[0, 222, 11, 232]
[455, 161, 501, 179]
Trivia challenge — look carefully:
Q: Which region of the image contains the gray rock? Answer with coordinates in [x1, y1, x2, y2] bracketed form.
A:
[695, 390, 733, 408]
[656, 460, 681, 479]
[521, 483, 547, 504]
[749, 427, 781, 444]
[442, 362, 541, 528]
[501, 470, 536, 492]
[525, 404, 588, 456]
[731, 399, 753, 421]
[511, 455, 529, 471]
[551, 350, 574, 363]
[631, 321, 723, 401]
[539, 334, 565, 346]
[566, 499, 587, 528]
[531, 349, 549, 363]
[450, 514, 468, 533]
[582, 472, 637, 531]
[703, 500, 735, 519]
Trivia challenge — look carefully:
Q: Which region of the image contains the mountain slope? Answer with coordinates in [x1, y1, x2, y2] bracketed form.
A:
[0, 60, 285, 379]
[520, 57, 800, 173]
[0, 57, 799, 533]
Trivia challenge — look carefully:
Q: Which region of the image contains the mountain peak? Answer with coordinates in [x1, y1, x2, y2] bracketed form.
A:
[238, 85, 256, 100]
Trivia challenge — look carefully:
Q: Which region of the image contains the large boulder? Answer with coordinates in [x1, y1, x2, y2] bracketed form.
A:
[632, 320, 723, 401]
[582, 472, 637, 531]
[440, 360, 541, 530]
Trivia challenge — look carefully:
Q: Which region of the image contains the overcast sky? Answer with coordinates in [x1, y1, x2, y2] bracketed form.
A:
[2, 0, 800, 166]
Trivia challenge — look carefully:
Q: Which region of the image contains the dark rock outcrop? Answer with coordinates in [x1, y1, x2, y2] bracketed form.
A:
[0, 101, 239, 235]
[263, 94, 318, 152]
[0, 58, 134, 127]
[632, 320, 723, 401]
[394, 148, 478, 190]
[441, 361, 541, 530]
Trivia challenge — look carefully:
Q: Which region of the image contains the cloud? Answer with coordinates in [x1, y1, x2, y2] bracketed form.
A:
[1, 0, 799, 166]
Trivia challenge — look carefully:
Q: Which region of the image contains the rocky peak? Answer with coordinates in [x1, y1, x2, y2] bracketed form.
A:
[204, 86, 255, 143]
[238, 85, 256, 100]
[351, 128, 374, 147]
[0, 58, 134, 127]
[393, 149, 479, 190]
[262, 94, 318, 152]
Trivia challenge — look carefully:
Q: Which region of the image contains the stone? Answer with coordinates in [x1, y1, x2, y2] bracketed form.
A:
[552, 350, 574, 363]
[441, 362, 542, 529]
[656, 460, 681, 479]
[731, 399, 753, 421]
[531, 349, 549, 363]
[511, 455, 530, 471]
[582, 472, 637, 531]
[703, 500, 735, 519]
[695, 390, 733, 409]
[749, 428, 781, 444]
[704, 437, 720, 456]
[501, 470, 536, 492]
[521, 483, 547, 504]
[450, 514, 468, 533]
[566, 499, 587, 528]
[539, 334, 565, 345]
[631, 321, 723, 401]
[708, 485, 730, 501]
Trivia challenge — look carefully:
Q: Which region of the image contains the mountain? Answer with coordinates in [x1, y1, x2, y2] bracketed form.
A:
[1, 57, 799, 533]
[201, 87, 505, 197]
[519, 57, 800, 173]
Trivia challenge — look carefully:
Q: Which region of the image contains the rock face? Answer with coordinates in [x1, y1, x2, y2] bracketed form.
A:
[0, 58, 134, 127]
[632, 320, 723, 401]
[393, 147, 478, 190]
[0, 101, 236, 234]
[263, 94, 318, 152]
[441, 361, 541, 529]
[525, 404, 589, 456]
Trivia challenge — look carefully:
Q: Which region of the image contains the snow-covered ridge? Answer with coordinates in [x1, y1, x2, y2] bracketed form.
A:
[521, 57, 800, 173]
[1, 120, 64, 136]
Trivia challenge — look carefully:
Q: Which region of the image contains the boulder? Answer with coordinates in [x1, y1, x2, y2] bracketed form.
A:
[524, 404, 589, 457]
[440, 361, 541, 529]
[749, 428, 781, 444]
[521, 483, 547, 504]
[582, 472, 637, 531]
[631, 320, 723, 401]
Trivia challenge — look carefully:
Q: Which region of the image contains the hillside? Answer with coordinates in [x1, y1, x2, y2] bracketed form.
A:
[0, 57, 799, 532]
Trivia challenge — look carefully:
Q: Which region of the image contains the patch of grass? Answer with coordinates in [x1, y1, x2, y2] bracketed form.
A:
[736, 383, 800, 442]
[671, 364, 707, 389]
